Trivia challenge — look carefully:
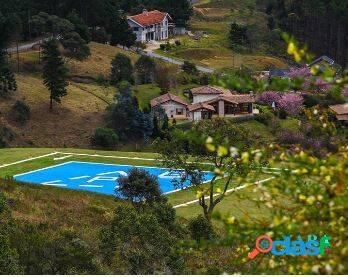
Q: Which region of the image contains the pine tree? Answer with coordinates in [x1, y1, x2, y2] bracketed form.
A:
[42, 39, 69, 110]
[0, 51, 17, 97]
[152, 116, 161, 138]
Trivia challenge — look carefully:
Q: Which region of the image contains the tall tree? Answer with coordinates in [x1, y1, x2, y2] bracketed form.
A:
[41, 38, 69, 110]
[110, 53, 133, 85]
[134, 55, 156, 84]
[157, 119, 256, 221]
[109, 13, 136, 48]
[66, 10, 91, 43]
[106, 81, 153, 140]
[0, 12, 17, 97]
[155, 63, 177, 94]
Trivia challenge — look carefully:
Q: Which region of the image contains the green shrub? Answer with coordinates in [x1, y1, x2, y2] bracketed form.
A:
[95, 74, 109, 86]
[159, 42, 171, 51]
[0, 125, 15, 148]
[177, 72, 192, 85]
[182, 61, 198, 75]
[174, 40, 181, 46]
[12, 100, 31, 124]
[188, 215, 216, 242]
[198, 73, 210, 85]
[254, 111, 273, 125]
[91, 127, 118, 148]
[278, 109, 288, 119]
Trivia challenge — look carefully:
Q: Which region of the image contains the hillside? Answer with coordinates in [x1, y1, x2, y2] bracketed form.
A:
[155, 0, 287, 71]
[1, 43, 150, 148]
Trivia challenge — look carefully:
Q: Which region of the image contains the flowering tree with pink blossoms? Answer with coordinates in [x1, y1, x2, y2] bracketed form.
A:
[257, 91, 282, 105]
[285, 67, 311, 79]
[278, 93, 304, 114]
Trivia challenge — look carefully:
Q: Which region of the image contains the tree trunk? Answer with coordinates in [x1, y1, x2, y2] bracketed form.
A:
[50, 96, 53, 110]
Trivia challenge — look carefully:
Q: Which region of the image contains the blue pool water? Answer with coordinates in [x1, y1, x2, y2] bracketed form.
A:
[14, 161, 214, 195]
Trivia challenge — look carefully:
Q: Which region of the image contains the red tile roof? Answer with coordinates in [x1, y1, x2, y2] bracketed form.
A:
[190, 86, 231, 95]
[128, 10, 170, 27]
[151, 93, 188, 107]
[205, 94, 255, 104]
[188, 102, 215, 112]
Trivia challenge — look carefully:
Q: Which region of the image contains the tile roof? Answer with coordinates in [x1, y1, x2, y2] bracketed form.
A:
[190, 85, 231, 95]
[150, 93, 188, 107]
[205, 94, 255, 104]
[128, 10, 170, 27]
[188, 102, 215, 112]
[329, 103, 348, 115]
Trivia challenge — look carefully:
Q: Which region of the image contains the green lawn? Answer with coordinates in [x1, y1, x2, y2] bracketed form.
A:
[0, 148, 278, 222]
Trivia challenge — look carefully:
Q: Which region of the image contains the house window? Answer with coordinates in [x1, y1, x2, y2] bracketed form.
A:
[133, 27, 139, 31]
[176, 108, 184, 115]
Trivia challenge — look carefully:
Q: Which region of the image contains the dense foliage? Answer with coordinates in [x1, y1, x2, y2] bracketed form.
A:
[106, 81, 153, 140]
[265, 0, 348, 67]
[116, 168, 162, 204]
[91, 127, 119, 148]
[110, 53, 133, 85]
[0, 0, 193, 40]
[0, 12, 17, 97]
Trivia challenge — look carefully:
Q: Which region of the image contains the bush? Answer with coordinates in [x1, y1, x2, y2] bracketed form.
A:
[174, 40, 181, 46]
[182, 61, 198, 75]
[91, 27, 109, 43]
[177, 72, 192, 85]
[12, 100, 30, 124]
[159, 42, 172, 51]
[254, 111, 273, 125]
[278, 109, 288, 119]
[188, 215, 216, 242]
[91, 127, 118, 148]
[277, 130, 304, 145]
[95, 74, 109, 86]
[198, 73, 210, 85]
[0, 125, 15, 148]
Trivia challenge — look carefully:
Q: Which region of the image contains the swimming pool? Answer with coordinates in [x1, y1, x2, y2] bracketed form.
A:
[14, 161, 214, 195]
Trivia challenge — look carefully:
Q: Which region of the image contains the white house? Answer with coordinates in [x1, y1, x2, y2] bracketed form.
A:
[127, 10, 172, 42]
[151, 93, 189, 119]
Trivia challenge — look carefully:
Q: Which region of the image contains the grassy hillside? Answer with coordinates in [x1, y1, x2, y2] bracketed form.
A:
[156, 0, 287, 71]
[2, 43, 198, 149]
[0, 147, 282, 223]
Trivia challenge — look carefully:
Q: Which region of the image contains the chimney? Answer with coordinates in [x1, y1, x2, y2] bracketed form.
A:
[143, 9, 148, 15]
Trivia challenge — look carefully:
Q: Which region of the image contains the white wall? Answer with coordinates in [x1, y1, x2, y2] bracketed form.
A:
[192, 111, 201, 121]
[161, 101, 188, 118]
[128, 20, 145, 42]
